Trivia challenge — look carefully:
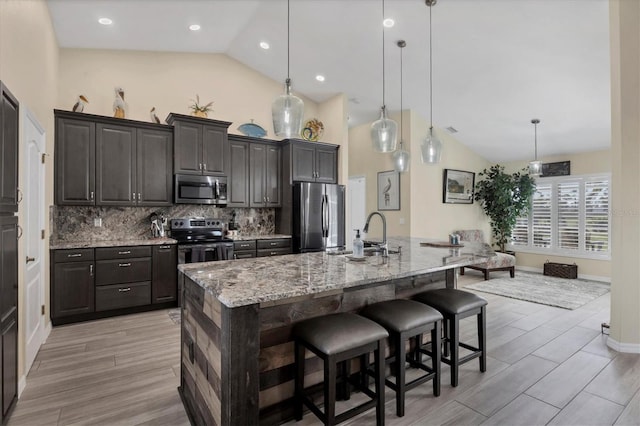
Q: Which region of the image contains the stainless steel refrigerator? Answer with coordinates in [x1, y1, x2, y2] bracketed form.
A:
[292, 182, 345, 252]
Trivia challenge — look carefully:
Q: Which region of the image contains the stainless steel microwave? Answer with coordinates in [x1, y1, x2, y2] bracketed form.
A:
[174, 174, 228, 205]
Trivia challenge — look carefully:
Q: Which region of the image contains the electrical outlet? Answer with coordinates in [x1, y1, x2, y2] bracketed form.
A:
[248, 217, 254, 224]
[94, 217, 102, 227]
[399, 218, 405, 225]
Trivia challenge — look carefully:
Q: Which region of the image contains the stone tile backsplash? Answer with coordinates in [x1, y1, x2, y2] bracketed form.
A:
[50, 205, 276, 242]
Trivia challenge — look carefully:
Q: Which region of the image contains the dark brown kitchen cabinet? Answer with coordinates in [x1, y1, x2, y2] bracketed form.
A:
[96, 125, 173, 206]
[166, 113, 231, 176]
[55, 110, 173, 206]
[250, 142, 281, 208]
[284, 139, 338, 184]
[51, 248, 95, 319]
[227, 137, 250, 207]
[152, 245, 177, 303]
[0, 216, 18, 423]
[55, 116, 95, 205]
[233, 240, 256, 259]
[0, 82, 19, 214]
[256, 238, 292, 257]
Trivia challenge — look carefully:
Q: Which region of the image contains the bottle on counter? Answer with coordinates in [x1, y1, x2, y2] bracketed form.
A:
[353, 229, 364, 257]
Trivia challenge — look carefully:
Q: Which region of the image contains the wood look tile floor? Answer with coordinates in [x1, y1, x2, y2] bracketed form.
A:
[9, 273, 640, 426]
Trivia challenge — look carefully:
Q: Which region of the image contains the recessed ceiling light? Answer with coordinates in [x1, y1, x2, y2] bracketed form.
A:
[259, 41, 270, 50]
[315, 75, 325, 82]
[189, 24, 201, 31]
[383, 18, 395, 28]
[98, 17, 113, 25]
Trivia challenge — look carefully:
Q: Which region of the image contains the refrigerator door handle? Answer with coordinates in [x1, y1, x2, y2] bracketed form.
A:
[321, 195, 326, 237]
[324, 194, 330, 237]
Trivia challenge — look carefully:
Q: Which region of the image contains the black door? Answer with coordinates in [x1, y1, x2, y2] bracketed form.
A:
[0, 82, 19, 213]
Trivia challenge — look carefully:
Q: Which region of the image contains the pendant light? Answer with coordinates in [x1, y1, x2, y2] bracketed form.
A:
[371, 0, 398, 153]
[272, 0, 304, 139]
[393, 40, 410, 173]
[421, 0, 442, 164]
[528, 119, 542, 176]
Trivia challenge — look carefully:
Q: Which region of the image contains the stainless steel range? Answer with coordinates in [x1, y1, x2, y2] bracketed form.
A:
[170, 218, 234, 264]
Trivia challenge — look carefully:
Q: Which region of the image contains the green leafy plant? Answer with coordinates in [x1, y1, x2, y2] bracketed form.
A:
[474, 164, 537, 252]
[188, 95, 214, 116]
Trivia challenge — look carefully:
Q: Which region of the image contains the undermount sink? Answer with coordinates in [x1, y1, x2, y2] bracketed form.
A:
[325, 247, 400, 256]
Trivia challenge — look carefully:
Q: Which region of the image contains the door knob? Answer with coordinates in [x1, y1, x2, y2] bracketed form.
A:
[26, 256, 36, 263]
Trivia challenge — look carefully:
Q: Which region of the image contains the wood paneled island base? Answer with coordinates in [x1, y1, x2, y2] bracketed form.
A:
[177, 237, 495, 425]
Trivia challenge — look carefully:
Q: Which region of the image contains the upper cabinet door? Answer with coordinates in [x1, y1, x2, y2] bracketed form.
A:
[55, 117, 96, 205]
[265, 145, 282, 207]
[136, 128, 173, 206]
[202, 124, 228, 176]
[174, 121, 202, 175]
[0, 82, 19, 213]
[291, 144, 315, 182]
[227, 139, 250, 207]
[315, 147, 338, 184]
[249, 143, 267, 207]
[96, 124, 136, 206]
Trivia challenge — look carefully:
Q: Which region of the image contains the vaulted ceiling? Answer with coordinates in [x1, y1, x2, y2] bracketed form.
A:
[47, 0, 611, 162]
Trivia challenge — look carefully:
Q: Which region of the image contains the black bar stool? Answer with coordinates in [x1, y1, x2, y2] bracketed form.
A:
[360, 299, 442, 417]
[413, 289, 487, 387]
[293, 313, 388, 426]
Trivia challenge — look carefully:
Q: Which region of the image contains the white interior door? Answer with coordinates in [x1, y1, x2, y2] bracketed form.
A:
[348, 176, 366, 249]
[23, 108, 47, 374]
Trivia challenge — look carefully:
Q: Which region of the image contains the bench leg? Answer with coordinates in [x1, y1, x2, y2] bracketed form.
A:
[510, 266, 515, 278]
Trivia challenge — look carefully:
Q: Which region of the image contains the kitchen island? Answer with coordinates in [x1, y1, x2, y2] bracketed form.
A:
[177, 237, 494, 425]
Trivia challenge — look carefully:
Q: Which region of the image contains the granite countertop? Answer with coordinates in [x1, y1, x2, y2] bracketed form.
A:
[178, 236, 495, 308]
[227, 234, 292, 241]
[50, 237, 178, 250]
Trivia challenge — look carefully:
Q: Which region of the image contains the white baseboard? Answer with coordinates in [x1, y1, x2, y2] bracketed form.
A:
[607, 337, 640, 353]
[18, 376, 26, 397]
[516, 266, 611, 283]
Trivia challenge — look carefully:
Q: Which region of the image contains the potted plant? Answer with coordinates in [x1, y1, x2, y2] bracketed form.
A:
[188, 95, 213, 118]
[473, 164, 536, 253]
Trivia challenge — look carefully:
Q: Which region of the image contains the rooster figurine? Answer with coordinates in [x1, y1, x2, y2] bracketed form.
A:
[72, 95, 89, 113]
[113, 87, 127, 118]
[150, 107, 161, 124]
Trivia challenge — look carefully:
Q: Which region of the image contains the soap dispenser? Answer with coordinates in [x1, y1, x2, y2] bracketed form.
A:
[353, 229, 364, 257]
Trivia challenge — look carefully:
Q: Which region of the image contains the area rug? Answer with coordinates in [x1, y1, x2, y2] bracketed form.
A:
[464, 271, 610, 310]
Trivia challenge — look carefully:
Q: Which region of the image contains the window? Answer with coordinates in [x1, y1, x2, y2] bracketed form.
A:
[509, 174, 610, 259]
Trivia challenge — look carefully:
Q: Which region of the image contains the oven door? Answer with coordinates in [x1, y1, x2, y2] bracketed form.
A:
[178, 242, 234, 264]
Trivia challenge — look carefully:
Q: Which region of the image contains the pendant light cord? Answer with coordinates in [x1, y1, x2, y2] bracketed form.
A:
[287, 0, 291, 80]
[382, 0, 386, 108]
[429, 2, 433, 130]
[400, 41, 404, 145]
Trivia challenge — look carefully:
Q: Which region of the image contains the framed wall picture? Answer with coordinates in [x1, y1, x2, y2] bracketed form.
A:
[541, 161, 570, 177]
[443, 169, 475, 204]
[377, 170, 400, 210]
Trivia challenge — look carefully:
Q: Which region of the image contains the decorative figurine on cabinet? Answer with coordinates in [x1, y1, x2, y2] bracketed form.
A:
[150, 107, 161, 124]
[113, 87, 127, 118]
[72, 95, 89, 112]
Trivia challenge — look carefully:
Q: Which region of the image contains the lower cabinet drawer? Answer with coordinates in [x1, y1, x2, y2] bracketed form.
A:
[95, 257, 151, 286]
[257, 239, 291, 249]
[234, 251, 256, 259]
[96, 282, 151, 312]
[257, 247, 291, 257]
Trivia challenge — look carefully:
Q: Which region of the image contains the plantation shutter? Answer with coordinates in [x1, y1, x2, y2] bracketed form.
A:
[532, 184, 552, 248]
[511, 216, 529, 246]
[585, 179, 609, 252]
[557, 181, 580, 250]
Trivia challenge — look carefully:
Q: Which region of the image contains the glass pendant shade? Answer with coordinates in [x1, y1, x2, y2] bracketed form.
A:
[393, 144, 410, 173]
[421, 127, 442, 164]
[371, 106, 398, 153]
[272, 78, 304, 138]
[528, 160, 542, 176]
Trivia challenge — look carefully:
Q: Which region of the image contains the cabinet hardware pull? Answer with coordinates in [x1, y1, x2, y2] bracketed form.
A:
[118, 251, 131, 255]
[26, 256, 36, 263]
[270, 242, 277, 246]
[241, 244, 249, 248]
[16, 225, 23, 239]
[118, 263, 132, 267]
[68, 253, 82, 258]
[132, 192, 136, 201]
[159, 245, 171, 249]
[138, 193, 141, 201]
[118, 287, 131, 292]
[270, 251, 277, 255]
[203, 163, 206, 170]
[90, 191, 95, 201]
[199, 163, 202, 170]
[90, 264, 94, 276]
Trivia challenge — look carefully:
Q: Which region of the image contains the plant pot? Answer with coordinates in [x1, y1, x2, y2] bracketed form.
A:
[192, 110, 208, 118]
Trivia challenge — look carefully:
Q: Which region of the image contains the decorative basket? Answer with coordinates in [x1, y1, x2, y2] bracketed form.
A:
[543, 261, 578, 279]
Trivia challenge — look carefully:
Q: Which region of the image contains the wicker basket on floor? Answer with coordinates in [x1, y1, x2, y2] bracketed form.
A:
[543, 261, 578, 279]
